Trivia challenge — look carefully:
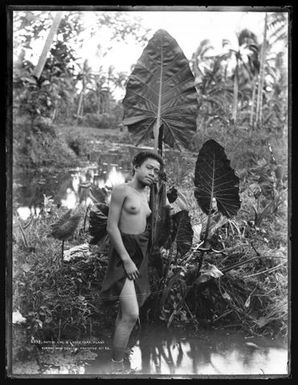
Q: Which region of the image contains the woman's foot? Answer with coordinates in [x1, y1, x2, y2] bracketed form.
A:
[111, 359, 138, 375]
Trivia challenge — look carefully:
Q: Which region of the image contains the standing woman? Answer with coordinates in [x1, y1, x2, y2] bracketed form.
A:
[100, 151, 164, 373]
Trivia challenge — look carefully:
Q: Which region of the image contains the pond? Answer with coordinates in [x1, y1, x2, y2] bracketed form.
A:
[13, 143, 193, 220]
[13, 143, 140, 219]
[11, 143, 289, 378]
[12, 325, 288, 377]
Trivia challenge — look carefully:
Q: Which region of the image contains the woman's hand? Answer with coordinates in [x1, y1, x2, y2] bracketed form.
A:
[123, 258, 140, 280]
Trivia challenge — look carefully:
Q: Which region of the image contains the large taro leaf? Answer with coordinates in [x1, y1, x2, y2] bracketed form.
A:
[194, 139, 240, 218]
[88, 203, 109, 245]
[172, 210, 193, 257]
[122, 29, 198, 150]
[50, 210, 81, 241]
[89, 185, 108, 205]
[167, 186, 178, 204]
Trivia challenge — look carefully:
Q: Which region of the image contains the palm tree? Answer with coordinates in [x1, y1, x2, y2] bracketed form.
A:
[249, 52, 260, 126]
[222, 29, 259, 123]
[76, 59, 93, 120]
[260, 51, 288, 132]
[267, 11, 288, 47]
[255, 14, 268, 128]
[254, 12, 288, 131]
[33, 12, 64, 79]
[193, 47, 234, 132]
[191, 39, 215, 81]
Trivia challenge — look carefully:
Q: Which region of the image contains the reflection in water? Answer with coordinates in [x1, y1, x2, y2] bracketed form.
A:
[33, 331, 288, 377]
[61, 188, 77, 209]
[14, 145, 192, 220]
[16, 207, 31, 221]
[72, 174, 80, 193]
[45, 326, 288, 377]
[14, 159, 129, 219]
[17, 206, 41, 220]
[126, 327, 287, 376]
[105, 166, 126, 188]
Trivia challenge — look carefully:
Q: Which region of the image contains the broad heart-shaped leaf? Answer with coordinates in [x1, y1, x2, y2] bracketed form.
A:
[172, 210, 193, 257]
[194, 139, 240, 218]
[166, 186, 178, 204]
[89, 185, 108, 205]
[88, 203, 109, 245]
[50, 210, 81, 241]
[122, 29, 198, 150]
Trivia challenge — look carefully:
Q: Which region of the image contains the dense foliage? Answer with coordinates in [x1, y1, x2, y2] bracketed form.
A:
[11, 11, 288, 372]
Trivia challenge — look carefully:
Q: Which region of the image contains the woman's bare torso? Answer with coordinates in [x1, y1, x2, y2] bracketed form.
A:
[119, 184, 151, 234]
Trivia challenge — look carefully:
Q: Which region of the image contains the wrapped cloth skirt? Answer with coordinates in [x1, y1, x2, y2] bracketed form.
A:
[100, 225, 150, 308]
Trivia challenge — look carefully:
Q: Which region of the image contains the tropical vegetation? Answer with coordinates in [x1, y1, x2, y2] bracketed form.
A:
[11, 10, 288, 373]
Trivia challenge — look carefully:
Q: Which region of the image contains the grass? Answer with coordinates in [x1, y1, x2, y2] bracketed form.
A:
[56, 124, 124, 139]
[11, 118, 288, 371]
[12, 203, 117, 367]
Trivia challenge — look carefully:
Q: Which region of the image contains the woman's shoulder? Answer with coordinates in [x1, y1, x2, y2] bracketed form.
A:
[111, 183, 130, 196]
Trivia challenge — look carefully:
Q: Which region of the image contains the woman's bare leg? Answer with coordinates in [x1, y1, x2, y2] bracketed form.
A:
[112, 278, 139, 362]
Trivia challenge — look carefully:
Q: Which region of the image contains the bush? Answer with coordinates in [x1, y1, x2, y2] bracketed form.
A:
[143, 146, 288, 337]
[190, 120, 287, 171]
[13, 117, 79, 172]
[64, 133, 91, 159]
[13, 206, 115, 343]
[81, 113, 118, 129]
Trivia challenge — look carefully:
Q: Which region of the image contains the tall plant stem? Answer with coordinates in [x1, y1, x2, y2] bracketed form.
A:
[58, 318, 62, 342]
[16, 215, 29, 248]
[255, 13, 268, 128]
[250, 77, 257, 127]
[83, 204, 91, 232]
[61, 240, 64, 263]
[154, 39, 164, 153]
[203, 156, 215, 246]
[232, 61, 239, 122]
[33, 12, 64, 79]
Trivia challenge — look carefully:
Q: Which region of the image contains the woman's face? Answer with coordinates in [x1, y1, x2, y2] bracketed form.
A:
[134, 158, 161, 186]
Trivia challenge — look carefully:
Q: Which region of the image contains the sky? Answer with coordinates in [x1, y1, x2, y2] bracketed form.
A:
[77, 10, 286, 99]
[81, 11, 268, 73]
[22, 9, 288, 100]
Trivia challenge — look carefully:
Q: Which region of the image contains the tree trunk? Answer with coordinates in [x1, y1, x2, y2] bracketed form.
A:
[33, 12, 64, 79]
[232, 61, 239, 122]
[250, 77, 257, 127]
[52, 108, 57, 122]
[255, 13, 268, 128]
[77, 78, 86, 119]
[97, 91, 101, 116]
[192, 49, 200, 80]
[77, 90, 84, 118]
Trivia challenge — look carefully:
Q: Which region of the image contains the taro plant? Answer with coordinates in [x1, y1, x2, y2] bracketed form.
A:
[122, 29, 199, 274]
[194, 139, 241, 265]
[143, 139, 241, 326]
[89, 30, 241, 326]
[50, 209, 82, 262]
[122, 29, 198, 154]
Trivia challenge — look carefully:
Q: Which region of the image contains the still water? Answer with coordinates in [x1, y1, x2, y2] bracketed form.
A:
[24, 326, 288, 377]
[12, 146, 289, 377]
[13, 144, 193, 220]
[13, 145, 137, 219]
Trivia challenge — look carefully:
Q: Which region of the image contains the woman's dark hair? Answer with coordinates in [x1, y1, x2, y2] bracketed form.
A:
[132, 151, 164, 175]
